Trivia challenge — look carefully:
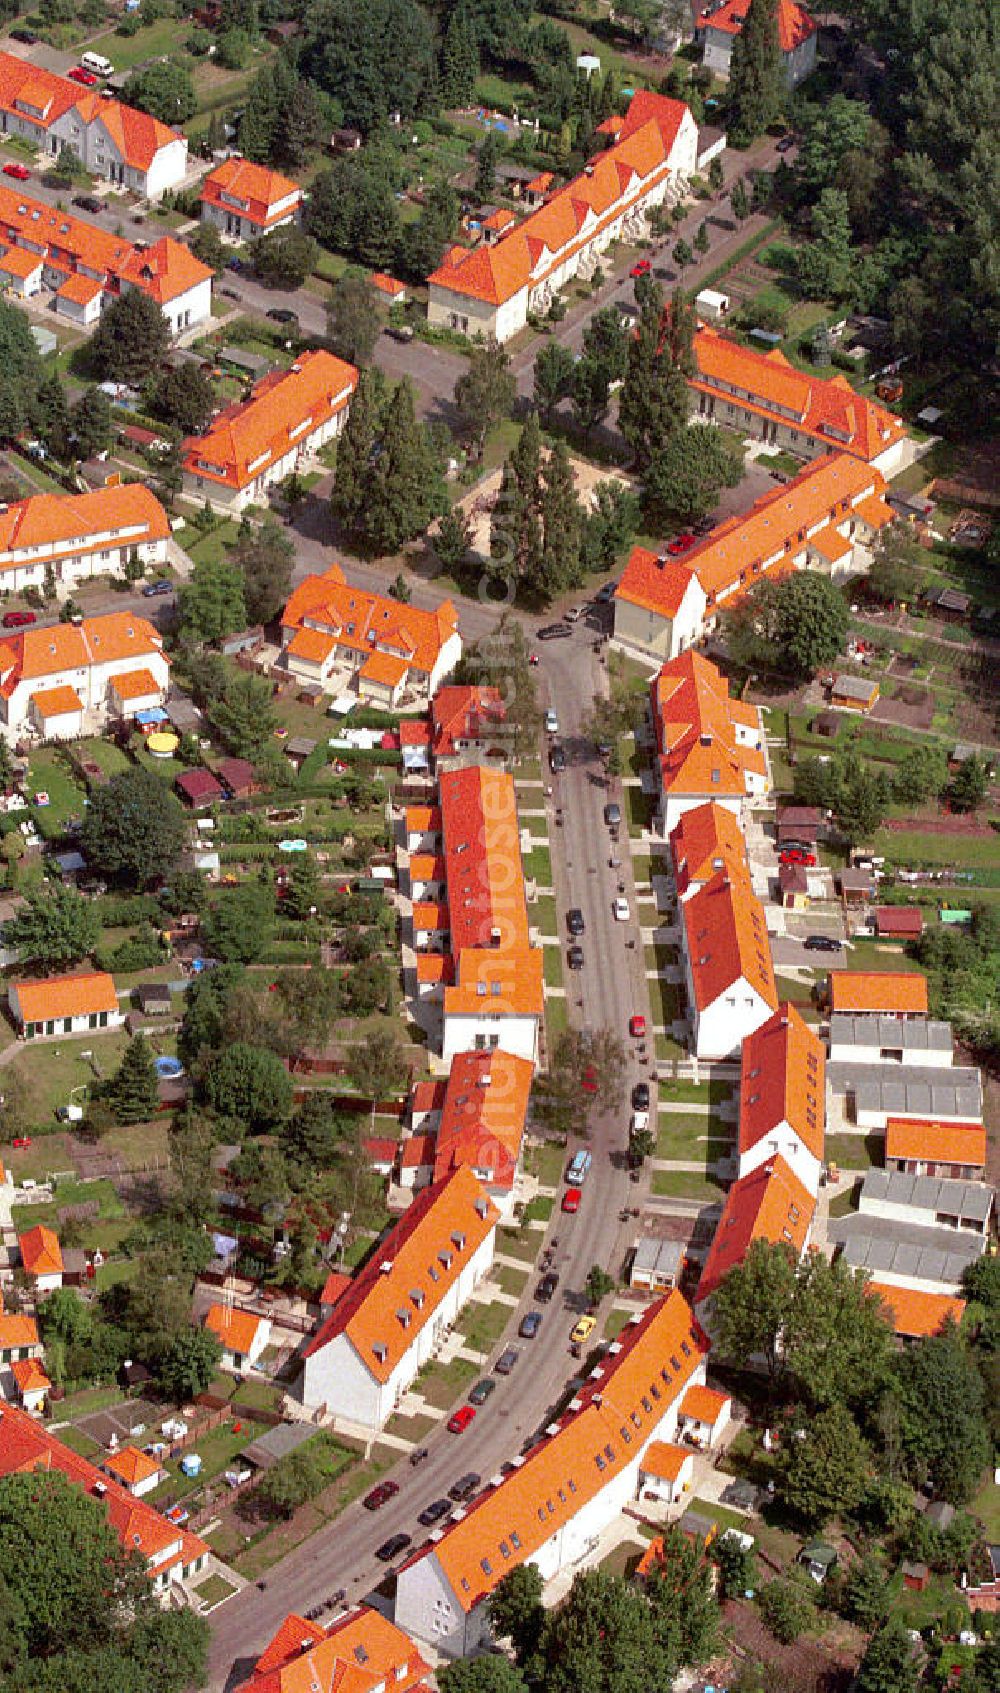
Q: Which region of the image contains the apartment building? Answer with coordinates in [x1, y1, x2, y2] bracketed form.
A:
[695, 1155, 816, 1317]
[0, 182, 212, 331]
[0, 610, 169, 740]
[738, 1003, 825, 1194]
[182, 350, 358, 514]
[0, 51, 187, 197]
[428, 91, 697, 342]
[651, 650, 769, 835]
[614, 452, 895, 664]
[689, 325, 909, 473]
[398, 1047, 533, 1219]
[668, 800, 748, 901]
[298, 1167, 499, 1430]
[281, 565, 461, 706]
[700, 0, 818, 87]
[200, 155, 302, 240]
[395, 1291, 709, 1657]
[0, 484, 169, 597]
[233, 1606, 430, 1693]
[681, 862, 778, 1058]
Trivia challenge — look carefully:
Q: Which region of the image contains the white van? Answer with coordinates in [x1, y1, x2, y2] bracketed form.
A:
[80, 51, 114, 76]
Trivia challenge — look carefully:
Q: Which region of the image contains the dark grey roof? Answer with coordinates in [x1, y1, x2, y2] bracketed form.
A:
[242, 1422, 316, 1469]
[828, 1061, 983, 1122]
[832, 1219, 984, 1286]
[859, 1167, 994, 1224]
[829, 1014, 953, 1054]
[837, 869, 874, 892]
[632, 1236, 683, 1280]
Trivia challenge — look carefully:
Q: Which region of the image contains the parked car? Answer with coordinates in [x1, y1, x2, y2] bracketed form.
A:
[566, 1149, 592, 1186]
[567, 944, 584, 971]
[613, 896, 631, 922]
[3, 163, 30, 180]
[581, 1065, 598, 1095]
[629, 259, 651, 278]
[564, 606, 584, 623]
[536, 1271, 559, 1302]
[549, 745, 567, 773]
[468, 1379, 495, 1406]
[447, 1405, 477, 1433]
[375, 1533, 411, 1563]
[804, 934, 842, 951]
[68, 65, 98, 84]
[141, 579, 172, 597]
[267, 308, 298, 324]
[780, 847, 816, 867]
[363, 1479, 399, 1510]
[632, 1081, 650, 1111]
[495, 1347, 520, 1375]
[9, 26, 39, 41]
[693, 514, 716, 535]
[570, 1314, 596, 1345]
[519, 1311, 542, 1340]
[561, 1187, 581, 1213]
[72, 194, 103, 214]
[417, 1498, 452, 1527]
[667, 533, 697, 555]
[629, 1014, 646, 1038]
[387, 324, 414, 342]
[776, 134, 796, 153]
[2, 610, 35, 627]
[448, 1472, 481, 1502]
[567, 908, 585, 936]
[603, 802, 622, 827]
[544, 709, 559, 733]
[537, 623, 572, 641]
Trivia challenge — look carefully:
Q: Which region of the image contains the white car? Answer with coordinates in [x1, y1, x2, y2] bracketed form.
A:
[630, 1110, 649, 1134]
[545, 709, 559, 734]
[613, 896, 631, 922]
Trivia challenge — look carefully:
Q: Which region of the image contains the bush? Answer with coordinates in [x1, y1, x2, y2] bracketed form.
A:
[96, 930, 165, 974]
[757, 1579, 815, 1644]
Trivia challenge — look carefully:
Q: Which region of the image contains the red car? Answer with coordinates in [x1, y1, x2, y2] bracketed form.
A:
[448, 1405, 476, 1434]
[629, 1015, 646, 1039]
[2, 162, 30, 181]
[561, 1187, 582, 1214]
[629, 259, 651, 278]
[581, 1065, 598, 1095]
[68, 65, 98, 84]
[667, 533, 697, 555]
[3, 610, 36, 627]
[363, 1479, 400, 1510]
[12, 1136, 32, 1148]
[780, 847, 816, 867]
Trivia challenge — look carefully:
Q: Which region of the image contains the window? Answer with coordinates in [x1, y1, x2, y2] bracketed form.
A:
[595, 1454, 605, 1472]
[511, 1530, 522, 1546]
[481, 1558, 492, 1575]
[620, 1426, 631, 1445]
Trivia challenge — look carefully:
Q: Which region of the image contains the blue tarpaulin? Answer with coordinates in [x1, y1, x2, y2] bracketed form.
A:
[135, 707, 168, 726]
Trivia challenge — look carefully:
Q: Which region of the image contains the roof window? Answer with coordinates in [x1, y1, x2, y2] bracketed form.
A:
[511, 1530, 522, 1546]
[670, 1355, 681, 1371]
[481, 1558, 492, 1575]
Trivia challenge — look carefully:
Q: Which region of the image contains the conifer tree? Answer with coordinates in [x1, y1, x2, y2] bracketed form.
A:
[109, 1034, 160, 1125]
[491, 412, 544, 590]
[538, 440, 582, 599]
[331, 367, 385, 532]
[727, 0, 783, 147]
[366, 379, 445, 554]
[475, 129, 498, 199]
[441, 9, 479, 107]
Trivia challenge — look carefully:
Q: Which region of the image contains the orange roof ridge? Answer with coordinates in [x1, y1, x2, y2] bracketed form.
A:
[282, 562, 456, 679]
[669, 800, 748, 895]
[696, 1156, 814, 1306]
[185, 351, 358, 492]
[236, 1604, 429, 1693]
[17, 1223, 64, 1277]
[413, 1292, 707, 1612]
[302, 1167, 499, 1382]
[651, 650, 766, 797]
[10, 969, 119, 1025]
[433, 1048, 533, 1187]
[740, 1003, 825, 1162]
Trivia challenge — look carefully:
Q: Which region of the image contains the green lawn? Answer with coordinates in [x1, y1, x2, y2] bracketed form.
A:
[648, 976, 680, 1027]
[384, 1410, 437, 1442]
[604, 1307, 634, 1340]
[58, 1385, 124, 1417]
[26, 748, 87, 835]
[828, 1180, 862, 1218]
[193, 1573, 236, 1607]
[414, 1355, 478, 1411]
[543, 946, 564, 989]
[971, 1476, 1000, 1541]
[524, 845, 553, 886]
[873, 827, 1000, 871]
[651, 1169, 726, 1202]
[12, 1176, 123, 1232]
[532, 894, 559, 935]
[494, 1262, 530, 1297]
[842, 939, 929, 972]
[659, 1079, 733, 1106]
[52, 1423, 102, 1458]
[656, 1118, 731, 1159]
[546, 996, 569, 1040]
[825, 1134, 880, 1171]
[525, 1141, 566, 1188]
[455, 1300, 512, 1354]
[521, 1195, 553, 1224]
[90, 16, 192, 68]
[75, 737, 133, 779]
[7, 1033, 131, 1132]
[497, 1225, 543, 1262]
[154, 1419, 266, 1502]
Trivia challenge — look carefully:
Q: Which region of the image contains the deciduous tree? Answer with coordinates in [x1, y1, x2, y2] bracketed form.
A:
[178, 555, 249, 646]
[644, 424, 742, 526]
[82, 768, 186, 886]
[7, 885, 99, 971]
[533, 339, 575, 424]
[159, 1326, 222, 1401]
[454, 342, 516, 459]
[234, 517, 295, 626]
[202, 1040, 293, 1129]
[122, 61, 196, 123]
[148, 363, 216, 435]
[778, 1403, 870, 1527]
[326, 272, 381, 366]
[855, 1618, 920, 1693]
[202, 881, 275, 963]
[90, 291, 170, 385]
[488, 1563, 545, 1665]
[252, 227, 318, 289]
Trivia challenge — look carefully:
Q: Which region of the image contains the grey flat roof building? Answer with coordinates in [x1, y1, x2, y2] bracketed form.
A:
[631, 1236, 683, 1285]
[827, 1062, 982, 1122]
[834, 1222, 984, 1287]
[859, 1167, 994, 1225]
[829, 1015, 953, 1055]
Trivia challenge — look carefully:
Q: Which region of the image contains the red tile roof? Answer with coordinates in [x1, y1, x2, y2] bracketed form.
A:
[0, 483, 168, 571]
[408, 1292, 708, 1612]
[433, 1048, 533, 1189]
[616, 544, 698, 619]
[301, 1167, 499, 1383]
[234, 1604, 430, 1693]
[0, 610, 165, 697]
[431, 684, 506, 757]
[704, 0, 817, 52]
[282, 563, 456, 680]
[429, 91, 690, 306]
[695, 1156, 814, 1306]
[690, 326, 906, 466]
[651, 650, 767, 798]
[739, 1003, 825, 1164]
[875, 906, 924, 937]
[0, 52, 183, 172]
[0, 1400, 208, 1575]
[669, 800, 747, 896]
[11, 970, 118, 1028]
[185, 352, 357, 492]
[679, 1384, 730, 1426]
[18, 1224, 63, 1278]
[866, 1283, 966, 1340]
[439, 765, 544, 1022]
[683, 863, 777, 1014]
[201, 156, 302, 231]
[829, 971, 928, 1015]
[884, 1118, 986, 1169]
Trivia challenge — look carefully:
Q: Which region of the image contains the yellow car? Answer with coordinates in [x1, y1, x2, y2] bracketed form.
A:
[570, 1315, 596, 1346]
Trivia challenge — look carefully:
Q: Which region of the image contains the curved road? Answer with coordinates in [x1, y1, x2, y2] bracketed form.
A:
[208, 611, 655, 1690]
